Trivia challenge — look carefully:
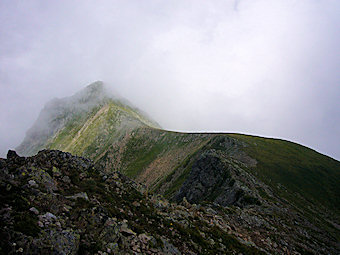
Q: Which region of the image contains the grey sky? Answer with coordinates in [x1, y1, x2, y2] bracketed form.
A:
[0, 0, 340, 160]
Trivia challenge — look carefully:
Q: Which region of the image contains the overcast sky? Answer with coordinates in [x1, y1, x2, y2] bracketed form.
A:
[0, 0, 339, 160]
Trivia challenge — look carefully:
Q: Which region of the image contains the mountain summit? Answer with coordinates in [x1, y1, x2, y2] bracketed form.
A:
[13, 81, 340, 254]
[16, 81, 160, 157]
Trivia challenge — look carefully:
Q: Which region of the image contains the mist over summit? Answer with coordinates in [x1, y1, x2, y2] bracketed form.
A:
[1, 0, 340, 160]
[16, 81, 160, 157]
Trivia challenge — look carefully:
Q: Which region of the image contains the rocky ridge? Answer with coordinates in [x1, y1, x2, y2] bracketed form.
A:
[0, 149, 265, 254]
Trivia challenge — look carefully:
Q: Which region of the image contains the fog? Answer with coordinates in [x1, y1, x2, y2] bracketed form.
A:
[1, 0, 340, 160]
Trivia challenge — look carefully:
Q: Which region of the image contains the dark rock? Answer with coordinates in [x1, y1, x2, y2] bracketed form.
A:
[7, 150, 20, 160]
[29, 207, 39, 215]
[6, 150, 26, 169]
[175, 152, 254, 207]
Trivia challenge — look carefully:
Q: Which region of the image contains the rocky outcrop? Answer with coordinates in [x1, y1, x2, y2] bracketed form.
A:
[175, 152, 260, 207]
[174, 137, 261, 208]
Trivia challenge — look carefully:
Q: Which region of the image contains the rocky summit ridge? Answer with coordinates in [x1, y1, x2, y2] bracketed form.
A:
[6, 82, 340, 254]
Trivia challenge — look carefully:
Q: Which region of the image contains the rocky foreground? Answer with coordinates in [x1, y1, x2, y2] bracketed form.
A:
[1, 150, 339, 254]
[0, 150, 264, 254]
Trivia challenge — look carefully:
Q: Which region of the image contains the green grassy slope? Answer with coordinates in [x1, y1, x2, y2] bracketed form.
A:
[229, 134, 340, 213]
[88, 123, 340, 213]
[96, 128, 213, 189]
[46, 100, 158, 158]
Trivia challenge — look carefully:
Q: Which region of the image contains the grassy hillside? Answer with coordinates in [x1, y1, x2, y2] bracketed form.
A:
[92, 129, 340, 251]
[96, 129, 213, 188]
[229, 134, 340, 213]
[43, 107, 340, 215]
[46, 101, 157, 158]
[97, 129, 340, 210]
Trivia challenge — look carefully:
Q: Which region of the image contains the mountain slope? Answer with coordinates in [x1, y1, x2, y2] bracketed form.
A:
[229, 134, 340, 213]
[16, 82, 340, 254]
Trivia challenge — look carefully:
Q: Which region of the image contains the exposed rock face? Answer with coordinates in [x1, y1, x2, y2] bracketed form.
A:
[174, 137, 261, 207]
[0, 150, 265, 255]
[175, 152, 259, 207]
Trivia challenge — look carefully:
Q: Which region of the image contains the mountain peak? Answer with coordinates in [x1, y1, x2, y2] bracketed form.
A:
[84, 80, 105, 95]
[72, 81, 110, 105]
[87, 80, 104, 88]
[16, 81, 159, 156]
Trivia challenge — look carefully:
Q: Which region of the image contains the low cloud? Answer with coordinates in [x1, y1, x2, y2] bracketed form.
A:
[1, 0, 339, 159]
